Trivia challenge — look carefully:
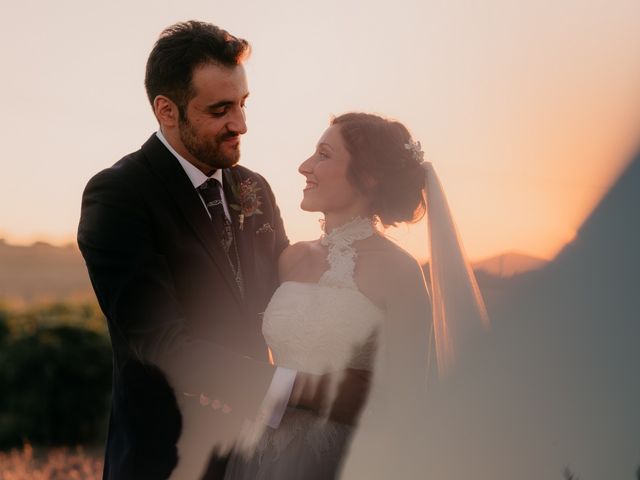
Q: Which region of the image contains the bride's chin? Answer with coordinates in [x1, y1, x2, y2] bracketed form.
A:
[300, 198, 321, 212]
[300, 202, 317, 212]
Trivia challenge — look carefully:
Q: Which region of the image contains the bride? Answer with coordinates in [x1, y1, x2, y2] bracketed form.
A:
[225, 112, 487, 479]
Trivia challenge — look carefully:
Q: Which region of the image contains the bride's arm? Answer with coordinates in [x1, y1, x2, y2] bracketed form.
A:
[340, 253, 432, 480]
[377, 250, 432, 404]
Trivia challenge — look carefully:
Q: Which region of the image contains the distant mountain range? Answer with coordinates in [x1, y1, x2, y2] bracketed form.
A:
[0, 237, 546, 304]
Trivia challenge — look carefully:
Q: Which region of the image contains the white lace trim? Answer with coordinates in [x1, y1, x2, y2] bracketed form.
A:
[318, 217, 376, 289]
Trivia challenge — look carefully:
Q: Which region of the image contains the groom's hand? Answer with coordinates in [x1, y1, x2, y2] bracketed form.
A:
[288, 371, 329, 414]
[327, 368, 371, 426]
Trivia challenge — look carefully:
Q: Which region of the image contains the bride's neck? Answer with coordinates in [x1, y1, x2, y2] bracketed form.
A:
[323, 209, 372, 234]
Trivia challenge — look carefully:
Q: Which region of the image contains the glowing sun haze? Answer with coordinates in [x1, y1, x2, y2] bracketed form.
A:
[2, 0, 640, 262]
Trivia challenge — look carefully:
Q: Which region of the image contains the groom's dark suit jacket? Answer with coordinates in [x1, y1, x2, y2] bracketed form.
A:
[78, 134, 289, 480]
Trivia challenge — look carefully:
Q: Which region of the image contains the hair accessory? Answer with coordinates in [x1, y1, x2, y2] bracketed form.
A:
[404, 140, 425, 164]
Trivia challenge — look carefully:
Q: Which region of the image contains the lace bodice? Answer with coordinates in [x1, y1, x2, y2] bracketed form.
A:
[263, 282, 383, 373]
[262, 217, 383, 374]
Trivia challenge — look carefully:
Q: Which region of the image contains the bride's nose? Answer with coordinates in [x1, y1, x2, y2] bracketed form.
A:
[298, 156, 314, 175]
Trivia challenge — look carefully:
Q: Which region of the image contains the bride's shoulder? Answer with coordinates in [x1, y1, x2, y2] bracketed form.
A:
[278, 240, 320, 281]
[362, 236, 423, 276]
[357, 236, 428, 302]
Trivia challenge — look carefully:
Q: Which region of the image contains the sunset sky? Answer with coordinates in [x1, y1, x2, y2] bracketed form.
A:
[2, 0, 640, 261]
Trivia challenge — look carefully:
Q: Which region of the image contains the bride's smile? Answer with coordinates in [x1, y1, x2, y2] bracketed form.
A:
[298, 125, 371, 226]
[303, 179, 317, 191]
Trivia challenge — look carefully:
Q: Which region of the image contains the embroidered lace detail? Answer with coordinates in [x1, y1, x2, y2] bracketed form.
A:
[318, 216, 376, 289]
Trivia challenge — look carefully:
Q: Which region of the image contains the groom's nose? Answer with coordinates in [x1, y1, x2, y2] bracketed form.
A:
[227, 107, 247, 135]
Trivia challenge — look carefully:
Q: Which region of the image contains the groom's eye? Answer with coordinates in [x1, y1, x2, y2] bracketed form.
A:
[207, 103, 232, 117]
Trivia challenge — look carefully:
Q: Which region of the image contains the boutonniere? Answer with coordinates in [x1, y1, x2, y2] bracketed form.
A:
[230, 177, 263, 230]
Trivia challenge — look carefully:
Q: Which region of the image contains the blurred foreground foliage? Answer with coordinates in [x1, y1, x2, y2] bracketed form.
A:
[0, 301, 111, 449]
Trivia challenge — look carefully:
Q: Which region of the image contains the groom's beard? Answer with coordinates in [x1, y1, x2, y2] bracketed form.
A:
[178, 117, 240, 169]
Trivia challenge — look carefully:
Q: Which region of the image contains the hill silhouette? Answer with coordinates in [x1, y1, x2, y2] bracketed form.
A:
[473, 251, 547, 277]
[0, 240, 92, 303]
[0, 237, 542, 304]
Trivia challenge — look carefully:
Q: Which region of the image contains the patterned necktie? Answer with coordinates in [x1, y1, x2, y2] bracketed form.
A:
[197, 178, 242, 292]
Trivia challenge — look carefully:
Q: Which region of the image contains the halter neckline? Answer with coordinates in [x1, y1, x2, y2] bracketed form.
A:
[320, 216, 376, 247]
[319, 216, 377, 289]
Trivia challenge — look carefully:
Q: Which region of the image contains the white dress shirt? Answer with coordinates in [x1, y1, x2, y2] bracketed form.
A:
[155, 130, 295, 428]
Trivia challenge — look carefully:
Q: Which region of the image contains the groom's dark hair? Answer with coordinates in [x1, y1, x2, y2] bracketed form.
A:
[145, 20, 250, 118]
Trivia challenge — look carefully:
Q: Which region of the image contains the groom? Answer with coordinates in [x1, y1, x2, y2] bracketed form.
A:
[78, 21, 295, 480]
[79, 20, 370, 480]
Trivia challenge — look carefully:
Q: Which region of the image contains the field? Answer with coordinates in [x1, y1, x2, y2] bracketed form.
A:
[0, 443, 102, 480]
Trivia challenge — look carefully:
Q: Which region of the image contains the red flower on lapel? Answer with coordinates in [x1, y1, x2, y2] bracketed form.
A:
[230, 177, 263, 230]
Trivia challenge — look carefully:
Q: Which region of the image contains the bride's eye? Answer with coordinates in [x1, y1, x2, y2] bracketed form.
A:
[318, 150, 329, 159]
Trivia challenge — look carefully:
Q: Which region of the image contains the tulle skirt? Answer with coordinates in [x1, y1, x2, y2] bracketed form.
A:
[224, 407, 352, 480]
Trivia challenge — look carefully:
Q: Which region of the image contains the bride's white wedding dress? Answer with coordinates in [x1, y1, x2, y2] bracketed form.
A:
[223, 162, 490, 479]
[224, 218, 385, 479]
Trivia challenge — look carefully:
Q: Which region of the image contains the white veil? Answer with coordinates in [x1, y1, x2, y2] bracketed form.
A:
[423, 161, 489, 375]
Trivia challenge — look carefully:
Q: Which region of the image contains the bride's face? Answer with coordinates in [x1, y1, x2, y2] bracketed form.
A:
[298, 125, 369, 214]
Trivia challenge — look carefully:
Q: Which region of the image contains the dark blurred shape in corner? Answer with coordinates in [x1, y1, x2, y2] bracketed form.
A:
[422, 153, 640, 480]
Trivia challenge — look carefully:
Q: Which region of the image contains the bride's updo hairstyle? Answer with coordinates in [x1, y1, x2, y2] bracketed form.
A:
[331, 113, 427, 227]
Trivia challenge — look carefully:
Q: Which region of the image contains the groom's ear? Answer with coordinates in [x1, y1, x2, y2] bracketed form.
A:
[153, 95, 179, 128]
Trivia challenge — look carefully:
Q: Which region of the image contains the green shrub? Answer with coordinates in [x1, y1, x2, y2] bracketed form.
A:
[0, 322, 112, 448]
[0, 307, 9, 345]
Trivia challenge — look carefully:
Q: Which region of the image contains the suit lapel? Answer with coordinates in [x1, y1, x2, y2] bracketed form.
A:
[141, 135, 244, 308]
[223, 168, 256, 307]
